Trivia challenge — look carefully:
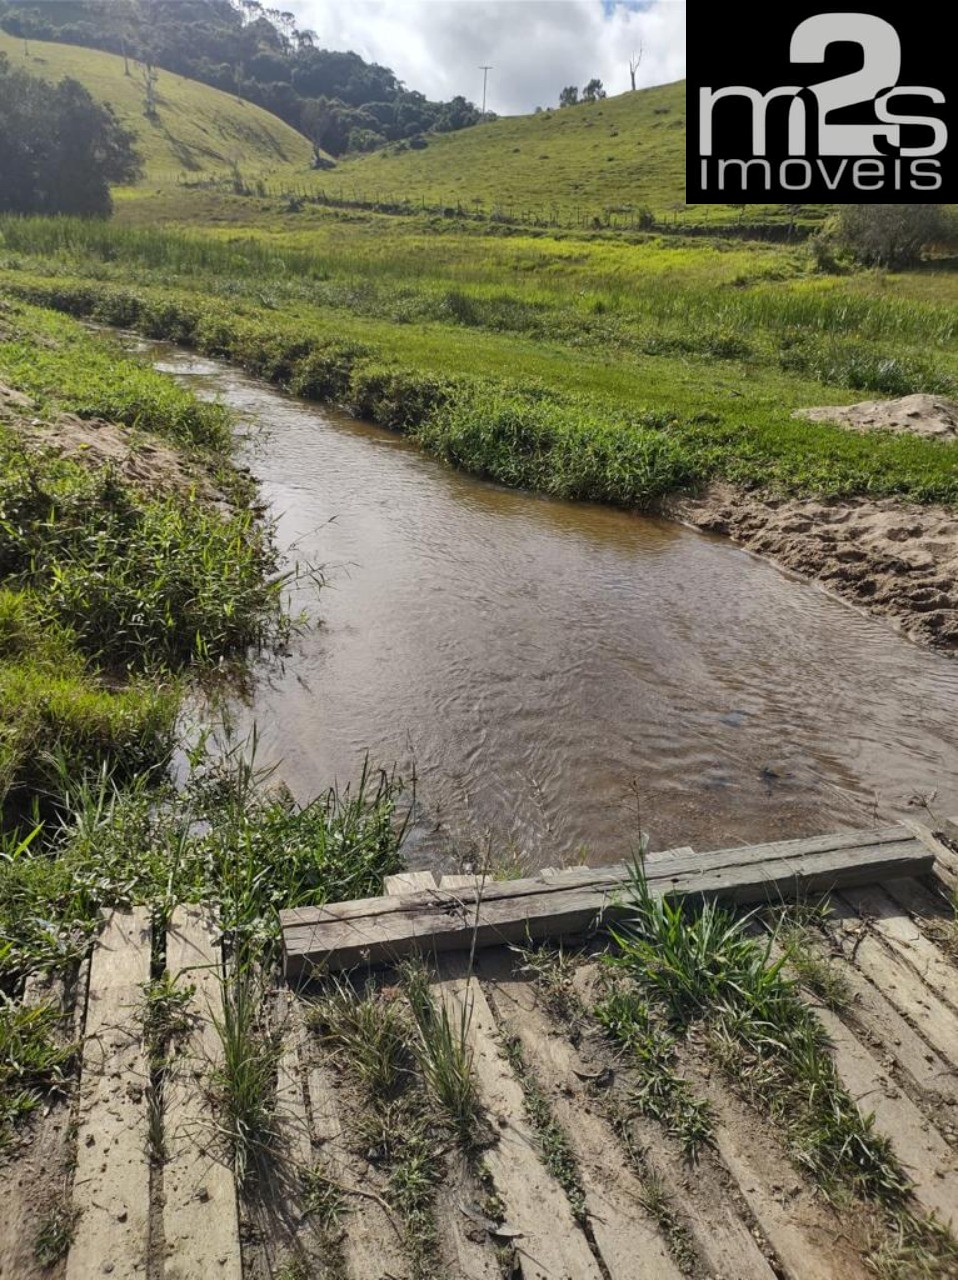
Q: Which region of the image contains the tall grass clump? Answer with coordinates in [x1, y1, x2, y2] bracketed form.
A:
[609, 867, 908, 1205]
[402, 959, 480, 1144]
[212, 958, 283, 1188]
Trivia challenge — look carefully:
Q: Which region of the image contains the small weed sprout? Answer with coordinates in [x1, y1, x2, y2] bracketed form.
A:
[301, 1163, 346, 1235]
[34, 1201, 77, 1265]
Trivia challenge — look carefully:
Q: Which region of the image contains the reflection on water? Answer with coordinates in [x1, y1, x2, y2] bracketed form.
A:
[154, 347, 958, 869]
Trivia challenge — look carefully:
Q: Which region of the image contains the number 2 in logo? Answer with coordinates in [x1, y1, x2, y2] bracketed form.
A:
[789, 13, 947, 157]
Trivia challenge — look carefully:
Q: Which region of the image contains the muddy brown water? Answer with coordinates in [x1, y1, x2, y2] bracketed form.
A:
[154, 345, 958, 869]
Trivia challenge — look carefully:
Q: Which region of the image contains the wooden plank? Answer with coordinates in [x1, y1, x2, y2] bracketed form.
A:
[841, 883, 958, 1015]
[67, 909, 152, 1280]
[245, 991, 323, 1276]
[284, 837, 931, 977]
[688, 1060, 874, 1280]
[485, 953, 685, 1279]
[283, 825, 914, 931]
[439, 952, 605, 1279]
[642, 844, 695, 865]
[164, 907, 242, 1280]
[902, 817, 958, 890]
[306, 1060, 411, 1278]
[829, 896, 958, 1068]
[796, 934, 958, 1120]
[382, 874, 500, 1280]
[383, 871, 439, 895]
[285, 838, 925, 952]
[439, 874, 491, 891]
[817, 1007, 958, 1226]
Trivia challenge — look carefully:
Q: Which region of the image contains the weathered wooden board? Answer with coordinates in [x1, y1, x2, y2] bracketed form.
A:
[164, 907, 242, 1280]
[283, 827, 931, 978]
[66, 909, 152, 1280]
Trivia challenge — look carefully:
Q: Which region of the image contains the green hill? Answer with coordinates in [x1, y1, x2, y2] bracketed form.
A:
[330, 82, 686, 220]
[0, 30, 315, 186]
[326, 82, 809, 228]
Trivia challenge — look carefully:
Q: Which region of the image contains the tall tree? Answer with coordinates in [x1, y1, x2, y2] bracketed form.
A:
[582, 78, 605, 102]
[558, 85, 578, 107]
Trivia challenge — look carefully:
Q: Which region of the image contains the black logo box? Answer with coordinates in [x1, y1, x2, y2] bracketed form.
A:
[686, 4, 957, 203]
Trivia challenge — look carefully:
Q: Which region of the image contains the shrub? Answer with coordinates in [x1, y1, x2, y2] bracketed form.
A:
[816, 204, 948, 271]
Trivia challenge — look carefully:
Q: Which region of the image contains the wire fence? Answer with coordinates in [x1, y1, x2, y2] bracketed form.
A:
[154, 169, 815, 241]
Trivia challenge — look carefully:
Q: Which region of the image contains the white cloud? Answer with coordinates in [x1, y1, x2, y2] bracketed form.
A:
[285, 0, 686, 115]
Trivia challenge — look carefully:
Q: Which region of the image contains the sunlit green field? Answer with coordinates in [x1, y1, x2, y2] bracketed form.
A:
[3, 212, 956, 512]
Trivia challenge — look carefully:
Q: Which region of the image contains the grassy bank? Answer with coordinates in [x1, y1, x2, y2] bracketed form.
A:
[1, 219, 957, 512]
[0, 299, 409, 1147]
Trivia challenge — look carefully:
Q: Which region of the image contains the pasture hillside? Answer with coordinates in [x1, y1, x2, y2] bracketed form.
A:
[0, 30, 315, 186]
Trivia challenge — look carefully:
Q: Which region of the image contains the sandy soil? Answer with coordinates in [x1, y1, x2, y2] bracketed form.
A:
[675, 483, 958, 653]
[0, 380, 225, 504]
[795, 393, 958, 440]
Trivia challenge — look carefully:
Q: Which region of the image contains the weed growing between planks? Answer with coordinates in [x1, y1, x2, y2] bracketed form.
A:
[593, 984, 713, 1162]
[211, 957, 284, 1189]
[309, 977, 445, 1276]
[605, 865, 958, 1270]
[140, 969, 195, 1164]
[401, 958, 482, 1147]
[607, 866, 905, 1201]
[499, 1030, 588, 1223]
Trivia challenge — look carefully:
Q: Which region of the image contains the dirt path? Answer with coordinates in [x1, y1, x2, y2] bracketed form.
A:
[675, 482, 958, 653]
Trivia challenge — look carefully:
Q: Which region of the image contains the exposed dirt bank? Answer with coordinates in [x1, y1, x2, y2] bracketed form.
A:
[675, 483, 958, 654]
[0, 380, 225, 503]
[795, 393, 958, 440]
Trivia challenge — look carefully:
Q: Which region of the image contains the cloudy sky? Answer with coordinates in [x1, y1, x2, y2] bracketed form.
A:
[285, 1, 686, 115]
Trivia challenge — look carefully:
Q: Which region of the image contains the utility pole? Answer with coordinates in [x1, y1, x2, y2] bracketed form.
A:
[479, 65, 492, 120]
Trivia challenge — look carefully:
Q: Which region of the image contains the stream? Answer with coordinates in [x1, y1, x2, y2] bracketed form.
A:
[153, 343, 958, 869]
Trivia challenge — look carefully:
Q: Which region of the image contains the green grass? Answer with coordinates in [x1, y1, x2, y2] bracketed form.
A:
[608, 868, 907, 1204]
[0, 29, 315, 189]
[327, 81, 816, 231]
[0, 994, 74, 1145]
[3, 259, 957, 516]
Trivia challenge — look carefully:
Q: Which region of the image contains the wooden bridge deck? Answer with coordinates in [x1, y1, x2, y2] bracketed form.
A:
[4, 817, 958, 1279]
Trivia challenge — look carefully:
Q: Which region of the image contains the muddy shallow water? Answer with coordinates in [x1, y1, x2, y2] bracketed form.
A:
[155, 345, 958, 868]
